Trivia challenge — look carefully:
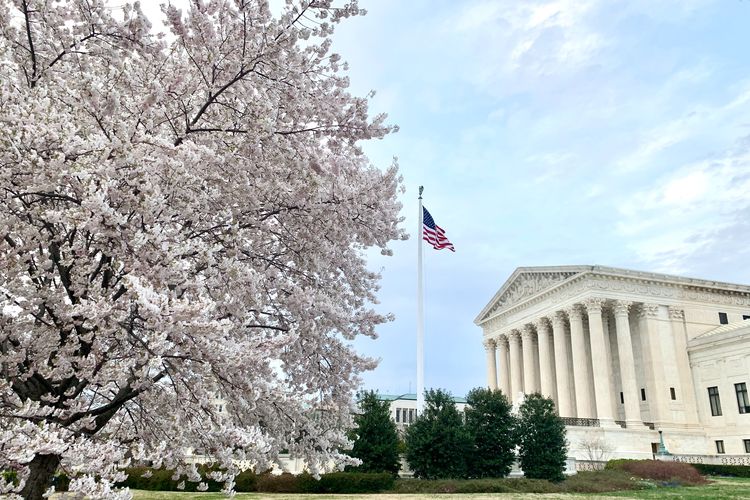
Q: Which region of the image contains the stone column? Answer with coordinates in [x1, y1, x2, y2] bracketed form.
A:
[497, 335, 511, 397]
[521, 325, 537, 394]
[613, 300, 643, 428]
[639, 303, 668, 426]
[668, 307, 700, 426]
[584, 298, 615, 425]
[534, 318, 555, 401]
[484, 338, 498, 390]
[567, 304, 595, 418]
[551, 312, 573, 417]
[508, 330, 523, 403]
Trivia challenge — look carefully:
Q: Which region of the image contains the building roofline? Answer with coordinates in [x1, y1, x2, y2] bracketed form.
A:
[476, 265, 750, 326]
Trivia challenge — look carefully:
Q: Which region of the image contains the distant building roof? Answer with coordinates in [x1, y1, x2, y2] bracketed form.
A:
[376, 393, 467, 404]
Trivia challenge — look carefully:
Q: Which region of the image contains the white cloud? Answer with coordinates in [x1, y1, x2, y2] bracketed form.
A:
[617, 138, 750, 271]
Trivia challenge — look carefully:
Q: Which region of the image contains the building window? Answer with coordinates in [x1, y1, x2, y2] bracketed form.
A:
[736, 383, 750, 414]
[744, 439, 750, 453]
[670, 387, 677, 400]
[716, 440, 725, 454]
[409, 409, 415, 423]
[708, 386, 722, 416]
[719, 312, 728, 324]
[395, 408, 400, 423]
[620, 392, 624, 404]
[641, 388, 646, 401]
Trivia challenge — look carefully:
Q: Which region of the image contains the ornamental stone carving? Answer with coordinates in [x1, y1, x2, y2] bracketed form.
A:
[508, 330, 522, 343]
[565, 304, 584, 321]
[583, 297, 606, 313]
[668, 306, 685, 320]
[496, 334, 509, 348]
[534, 317, 551, 334]
[482, 338, 496, 350]
[486, 271, 579, 316]
[639, 303, 660, 318]
[551, 311, 567, 330]
[613, 300, 633, 316]
[521, 324, 536, 341]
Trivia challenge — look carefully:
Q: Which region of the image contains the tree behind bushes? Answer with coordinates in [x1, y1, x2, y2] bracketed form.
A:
[465, 387, 517, 477]
[347, 391, 401, 474]
[404, 389, 471, 479]
[516, 393, 568, 481]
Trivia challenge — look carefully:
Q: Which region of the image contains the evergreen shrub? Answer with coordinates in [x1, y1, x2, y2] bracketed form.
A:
[692, 463, 750, 478]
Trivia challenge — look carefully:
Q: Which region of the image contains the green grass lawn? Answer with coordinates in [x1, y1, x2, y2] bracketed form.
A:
[127, 476, 750, 499]
[606, 476, 750, 499]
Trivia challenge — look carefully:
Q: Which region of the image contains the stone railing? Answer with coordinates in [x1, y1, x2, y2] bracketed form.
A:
[662, 454, 750, 466]
[561, 417, 600, 427]
[575, 460, 606, 471]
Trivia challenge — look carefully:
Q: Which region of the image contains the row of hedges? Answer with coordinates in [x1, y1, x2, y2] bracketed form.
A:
[393, 470, 639, 494]
[114, 467, 641, 495]
[692, 463, 750, 478]
[605, 459, 706, 486]
[116, 468, 394, 493]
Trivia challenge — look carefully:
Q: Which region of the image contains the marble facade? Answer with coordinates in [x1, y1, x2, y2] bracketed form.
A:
[476, 265, 750, 459]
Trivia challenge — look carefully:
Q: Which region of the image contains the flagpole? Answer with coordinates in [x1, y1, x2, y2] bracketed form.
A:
[417, 186, 424, 415]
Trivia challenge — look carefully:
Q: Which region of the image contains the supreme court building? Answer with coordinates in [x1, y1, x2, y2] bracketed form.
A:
[476, 265, 750, 461]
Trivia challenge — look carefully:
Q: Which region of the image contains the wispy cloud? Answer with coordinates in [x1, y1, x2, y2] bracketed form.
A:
[617, 137, 750, 273]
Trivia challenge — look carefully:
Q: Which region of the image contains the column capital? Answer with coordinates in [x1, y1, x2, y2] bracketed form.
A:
[483, 338, 496, 350]
[534, 317, 551, 334]
[668, 306, 684, 320]
[551, 310, 567, 329]
[496, 334, 509, 349]
[508, 329, 521, 343]
[638, 303, 660, 318]
[521, 324, 536, 341]
[613, 300, 633, 317]
[565, 303, 584, 321]
[583, 297, 607, 314]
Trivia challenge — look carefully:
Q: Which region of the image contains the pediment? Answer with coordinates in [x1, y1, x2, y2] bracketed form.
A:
[475, 266, 587, 324]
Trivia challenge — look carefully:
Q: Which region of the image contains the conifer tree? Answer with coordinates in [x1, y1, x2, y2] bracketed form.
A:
[465, 387, 517, 477]
[347, 391, 401, 475]
[404, 389, 471, 479]
[516, 393, 568, 482]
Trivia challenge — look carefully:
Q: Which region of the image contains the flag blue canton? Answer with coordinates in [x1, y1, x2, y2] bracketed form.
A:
[423, 207, 437, 230]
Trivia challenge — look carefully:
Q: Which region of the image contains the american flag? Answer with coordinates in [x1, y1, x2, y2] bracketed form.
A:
[422, 207, 455, 252]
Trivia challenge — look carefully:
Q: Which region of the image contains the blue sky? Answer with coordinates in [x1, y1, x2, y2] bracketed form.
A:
[327, 0, 750, 397]
[136, 1, 750, 398]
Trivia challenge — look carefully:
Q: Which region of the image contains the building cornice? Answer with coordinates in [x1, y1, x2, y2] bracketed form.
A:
[478, 266, 750, 333]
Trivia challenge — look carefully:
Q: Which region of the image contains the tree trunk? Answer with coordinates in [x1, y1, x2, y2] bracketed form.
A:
[20, 453, 60, 500]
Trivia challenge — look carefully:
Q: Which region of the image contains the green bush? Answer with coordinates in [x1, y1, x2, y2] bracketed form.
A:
[308, 472, 394, 493]
[465, 387, 517, 478]
[605, 459, 705, 485]
[404, 389, 472, 479]
[347, 391, 401, 475]
[52, 473, 70, 492]
[516, 393, 567, 482]
[256, 472, 305, 493]
[116, 466, 259, 492]
[692, 463, 750, 478]
[233, 469, 259, 492]
[1, 470, 18, 486]
[560, 470, 641, 493]
[255, 471, 393, 493]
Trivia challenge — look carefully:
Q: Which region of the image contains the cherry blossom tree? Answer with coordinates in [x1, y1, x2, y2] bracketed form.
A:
[0, 0, 404, 497]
